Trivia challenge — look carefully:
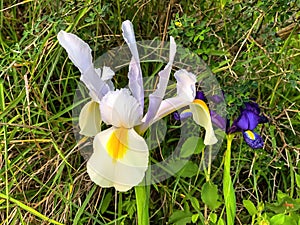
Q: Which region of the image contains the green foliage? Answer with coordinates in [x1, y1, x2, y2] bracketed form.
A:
[201, 182, 221, 210]
[0, 0, 299, 224]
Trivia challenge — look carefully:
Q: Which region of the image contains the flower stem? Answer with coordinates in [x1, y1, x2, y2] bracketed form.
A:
[223, 134, 236, 225]
[135, 167, 150, 225]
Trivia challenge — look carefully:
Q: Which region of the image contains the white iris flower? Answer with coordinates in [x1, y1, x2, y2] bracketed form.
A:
[58, 20, 218, 192]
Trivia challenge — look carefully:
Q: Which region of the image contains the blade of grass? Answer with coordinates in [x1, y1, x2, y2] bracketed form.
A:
[73, 184, 97, 225]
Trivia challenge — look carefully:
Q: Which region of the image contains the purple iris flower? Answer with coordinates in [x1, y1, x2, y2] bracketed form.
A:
[228, 102, 268, 149]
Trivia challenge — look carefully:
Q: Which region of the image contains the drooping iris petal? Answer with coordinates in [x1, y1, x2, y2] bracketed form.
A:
[189, 99, 218, 145]
[57, 30, 92, 73]
[87, 126, 149, 192]
[140, 37, 176, 130]
[100, 89, 143, 128]
[243, 130, 264, 149]
[122, 20, 144, 113]
[210, 110, 227, 131]
[236, 110, 260, 131]
[210, 94, 224, 104]
[79, 101, 101, 136]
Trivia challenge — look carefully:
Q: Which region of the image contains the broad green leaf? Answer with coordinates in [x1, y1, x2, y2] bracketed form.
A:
[243, 200, 257, 216]
[180, 136, 204, 158]
[178, 161, 198, 178]
[201, 181, 221, 210]
[270, 214, 297, 225]
[217, 218, 225, 225]
[169, 210, 192, 225]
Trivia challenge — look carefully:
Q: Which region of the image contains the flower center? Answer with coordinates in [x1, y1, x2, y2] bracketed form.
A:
[107, 127, 128, 162]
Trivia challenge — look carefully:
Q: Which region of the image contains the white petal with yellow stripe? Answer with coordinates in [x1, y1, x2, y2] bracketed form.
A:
[87, 126, 149, 192]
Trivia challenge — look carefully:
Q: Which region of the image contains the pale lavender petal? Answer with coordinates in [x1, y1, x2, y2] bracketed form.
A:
[150, 96, 191, 125]
[122, 20, 144, 110]
[140, 37, 176, 131]
[81, 67, 111, 101]
[57, 30, 92, 73]
[58, 31, 110, 100]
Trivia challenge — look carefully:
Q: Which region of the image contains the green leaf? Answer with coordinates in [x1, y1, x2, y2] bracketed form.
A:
[243, 200, 257, 216]
[169, 210, 193, 225]
[180, 136, 204, 158]
[100, 191, 112, 214]
[201, 181, 221, 210]
[190, 197, 200, 211]
[191, 214, 199, 223]
[210, 213, 218, 223]
[178, 161, 198, 178]
[270, 214, 297, 225]
[217, 218, 225, 225]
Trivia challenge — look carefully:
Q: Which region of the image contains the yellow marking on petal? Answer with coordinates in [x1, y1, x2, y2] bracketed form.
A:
[193, 99, 210, 114]
[107, 128, 128, 162]
[182, 108, 191, 114]
[245, 130, 255, 140]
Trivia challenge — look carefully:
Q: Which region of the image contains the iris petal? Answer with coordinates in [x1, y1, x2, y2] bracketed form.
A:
[243, 130, 264, 149]
[100, 89, 142, 128]
[79, 101, 101, 136]
[87, 127, 149, 192]
[141, 36, 176, 129]
[58, 31, 112, 100]
[152, 70, 196, 124]
[57, 30, 92, 73]
[122, 20, 144, 112]
[189, 99, 218, 145]
[210, 110, 227, 131]
[236, 110, 260, 131]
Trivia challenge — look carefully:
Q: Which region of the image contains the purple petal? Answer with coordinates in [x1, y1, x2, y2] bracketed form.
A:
[210, 110, 227, 131]
[259, 115, 268, 124]
[227, 121, 240, 134]
[243, 130, 264, 149]
[173, 110, 193, 121]
[195, 91, 206, 101]
[210, 94, 224, 104]
[237, 110, 260, 131]
[173, 112, 180, 120]
[244, 102, 260, 115]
